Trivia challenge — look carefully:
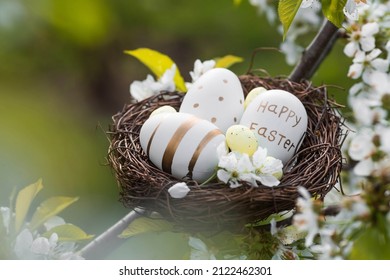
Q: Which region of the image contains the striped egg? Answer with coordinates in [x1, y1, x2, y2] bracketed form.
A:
[140, 112, 225, 183]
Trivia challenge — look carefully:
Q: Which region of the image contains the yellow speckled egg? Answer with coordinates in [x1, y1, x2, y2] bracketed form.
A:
[226, 125, 258, 156]
[244, 87, 267, 109]
[149, 105, 177, 118]
[140, 112, 225, 183]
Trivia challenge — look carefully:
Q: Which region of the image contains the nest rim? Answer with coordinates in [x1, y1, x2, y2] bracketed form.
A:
[107, 75, 345, 233]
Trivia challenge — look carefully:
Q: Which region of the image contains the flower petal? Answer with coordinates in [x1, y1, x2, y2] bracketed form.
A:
[168, 183, 190, 199]
[348, 63, 364, 79]
[344, 42, 359, 58]
[217, 142, 229, 159]
[371, 58, 389, 72]
[237, 153, 254, 173]
[30, 237, 51, 255]
[14, 229, 34, 259]
[252, 147, 267, 168]
[217, 169, 231, 184]
[361, 22, 379, 37]
[130, 77, 155, 101]
[348, 133, 374, 160]
[353, 158, 374, 176]
[360, 36, 376, 52]
[257, 174, 280, 187]
[344, 0, 362, 20]
[218, 152, 238, 171]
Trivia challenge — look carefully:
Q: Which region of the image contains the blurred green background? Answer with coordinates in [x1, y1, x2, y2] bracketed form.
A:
[0, 0, 353, 259]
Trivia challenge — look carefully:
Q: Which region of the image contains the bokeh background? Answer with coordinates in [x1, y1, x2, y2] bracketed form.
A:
[0, 0, 353, 259]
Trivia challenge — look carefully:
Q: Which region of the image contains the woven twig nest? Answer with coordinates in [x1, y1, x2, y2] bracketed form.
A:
[108, 75, 344, 232]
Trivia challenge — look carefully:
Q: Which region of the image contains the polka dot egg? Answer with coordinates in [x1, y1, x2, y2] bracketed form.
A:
[179, 68, 245, 133]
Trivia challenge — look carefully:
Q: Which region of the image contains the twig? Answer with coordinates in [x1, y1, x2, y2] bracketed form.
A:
[79, 208, 145, 259]
[289, 19, 342, 82]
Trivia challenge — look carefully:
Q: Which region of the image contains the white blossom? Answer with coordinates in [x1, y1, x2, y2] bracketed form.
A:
[130, 64, 177, 101]
[343, 0, 367, 21]
[344, 22, 380, 57]
[13, 228, 83, 260]
[310, 228, 344, 260]
[366, 71, 390, 95]
[217, 146, 283, 188]
[280, 39, 304, 66]
[249, 0, 277, 24]
[168, 182, 190, 199]
[349, 95, 387, 126]
[217, 152, 254, 188]
[348, 130, 375, 162]
[347, 124, 390, 176]
[347, 49, 389, 81]
[14, 229, 35, 259]
[293, 187, 319, 247]
[301, 0, 316, 9]
[30, 233, 58, 256]
[348, 129, 376, 176]
[186, 59, 215, 89]
[278, 4, 321, 65]
[188, 237, 216, 260]
[251, 148, 282, 187]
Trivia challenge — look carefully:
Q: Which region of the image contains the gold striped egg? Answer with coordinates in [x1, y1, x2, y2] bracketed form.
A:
[140, 112, 225, 183]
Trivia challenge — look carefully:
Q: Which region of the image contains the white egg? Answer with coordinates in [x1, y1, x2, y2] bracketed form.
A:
[244, 87, 267, 109]
[140, 112, 225, 183]
[179, 68, 245, 133]
[240, 89, 308, 164]
[149, 105, 177, 118]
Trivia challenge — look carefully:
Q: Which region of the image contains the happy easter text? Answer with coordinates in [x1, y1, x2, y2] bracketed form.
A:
[249, 100, 304, 152]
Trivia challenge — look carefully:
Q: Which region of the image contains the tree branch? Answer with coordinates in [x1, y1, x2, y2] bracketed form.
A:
[289, 19, 342, 82]
[79, 209, 145, 259]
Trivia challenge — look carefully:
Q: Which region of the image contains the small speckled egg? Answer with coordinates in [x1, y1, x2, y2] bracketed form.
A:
[149, 105, 177, 118]
[244, 87, 267, 109]
[240, 89, 308, 164]
[140, 112, 225, 183]
[226, 125, 258, 156]
[179, 68, 245, 133]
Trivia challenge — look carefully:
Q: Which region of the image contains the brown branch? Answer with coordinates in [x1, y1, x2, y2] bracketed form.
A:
[79, 209, 144, 259]
[289, 19, 342, 82]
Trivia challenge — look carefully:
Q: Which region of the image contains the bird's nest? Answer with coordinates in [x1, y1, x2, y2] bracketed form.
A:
[107, 75, 345, 232]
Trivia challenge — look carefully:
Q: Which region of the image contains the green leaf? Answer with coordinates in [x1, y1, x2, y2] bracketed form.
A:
[43, 224, 94, 242]
[15, 179, 44, 233]
[278, 0, 303, 39]
[124, 48, 187, 92]
[214, 55, 244, 68]
[349, 227, 390, 260]
[29, 196, 79, 231]
[119, 217, 173, 239]
[322, 0, 347, 28]
[233, 0, 242, 6]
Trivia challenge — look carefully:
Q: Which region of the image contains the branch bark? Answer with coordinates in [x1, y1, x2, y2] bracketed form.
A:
[289, 19, 342, 82]
[79, 209, 144, 259]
